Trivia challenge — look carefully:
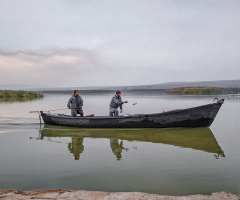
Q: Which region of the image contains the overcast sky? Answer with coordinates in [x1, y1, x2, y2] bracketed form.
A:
[0, 0, 240, 87]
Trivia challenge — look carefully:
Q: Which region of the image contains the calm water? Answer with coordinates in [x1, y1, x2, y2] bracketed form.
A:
[0, 92, 239, 195]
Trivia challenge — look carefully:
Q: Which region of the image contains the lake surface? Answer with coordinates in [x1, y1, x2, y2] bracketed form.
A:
[0, 92, 239, 195]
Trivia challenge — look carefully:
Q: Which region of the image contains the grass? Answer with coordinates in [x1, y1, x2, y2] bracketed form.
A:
[0, 90, 43, 99]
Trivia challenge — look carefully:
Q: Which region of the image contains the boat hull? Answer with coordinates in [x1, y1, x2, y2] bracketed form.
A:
[41, 100, 224, 128]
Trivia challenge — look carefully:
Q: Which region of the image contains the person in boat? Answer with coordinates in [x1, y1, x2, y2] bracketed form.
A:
[109, 90, 128, 117]
[67, 90, 84, 117]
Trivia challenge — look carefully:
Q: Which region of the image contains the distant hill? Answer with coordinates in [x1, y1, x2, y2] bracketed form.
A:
[147, 79, 240, 89]
[110, 79, 240, 91]
[1, 79, 240, 91]
[46, 79, 240, 91]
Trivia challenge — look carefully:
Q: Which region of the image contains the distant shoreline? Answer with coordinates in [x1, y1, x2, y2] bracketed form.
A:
[1, 79, 240, 91]
[1, 87, 240, 96]
[40, 87, 240, 95]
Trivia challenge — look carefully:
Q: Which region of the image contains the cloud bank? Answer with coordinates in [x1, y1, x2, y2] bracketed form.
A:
[0, 0, 240, 87]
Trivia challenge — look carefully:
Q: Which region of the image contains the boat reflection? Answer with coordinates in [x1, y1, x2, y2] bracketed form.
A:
[38, 125, 225, 160]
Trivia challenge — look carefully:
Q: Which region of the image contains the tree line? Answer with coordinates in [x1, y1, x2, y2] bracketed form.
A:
[166, 87, 222, 95]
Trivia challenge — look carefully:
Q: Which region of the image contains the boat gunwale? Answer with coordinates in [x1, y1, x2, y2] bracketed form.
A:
[41, 101, 223, 120]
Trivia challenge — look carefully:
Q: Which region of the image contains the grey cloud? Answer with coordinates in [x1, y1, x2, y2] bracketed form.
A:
[0, 0, 240, 86]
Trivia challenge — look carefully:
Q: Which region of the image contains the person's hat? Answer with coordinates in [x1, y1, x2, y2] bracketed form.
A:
[116, 90, 121, 94]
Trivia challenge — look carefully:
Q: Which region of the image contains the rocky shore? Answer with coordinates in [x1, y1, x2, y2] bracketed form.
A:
[0, 190, 239, 200]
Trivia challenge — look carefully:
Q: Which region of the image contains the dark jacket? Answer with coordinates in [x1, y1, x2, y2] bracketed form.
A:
[67, 95, 83, 116]
[110, 95, 123, 110]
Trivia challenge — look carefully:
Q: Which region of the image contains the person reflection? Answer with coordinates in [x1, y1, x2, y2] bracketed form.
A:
[68, 137, 84, 160]
[110, 138, 124, 160]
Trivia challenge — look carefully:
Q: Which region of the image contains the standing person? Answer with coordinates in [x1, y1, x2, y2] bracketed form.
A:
[109, 90, 128, 117]
[67, 90, 84, 117]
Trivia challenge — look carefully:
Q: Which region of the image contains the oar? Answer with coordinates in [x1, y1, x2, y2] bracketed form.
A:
[30, 108, 67, 113]
[30, 108, 71, 124]
[29, 107, 82, 113]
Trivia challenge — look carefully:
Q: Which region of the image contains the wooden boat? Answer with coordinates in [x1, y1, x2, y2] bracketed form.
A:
[39, 126, 225, 158]
[40, 99, 224, 128]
